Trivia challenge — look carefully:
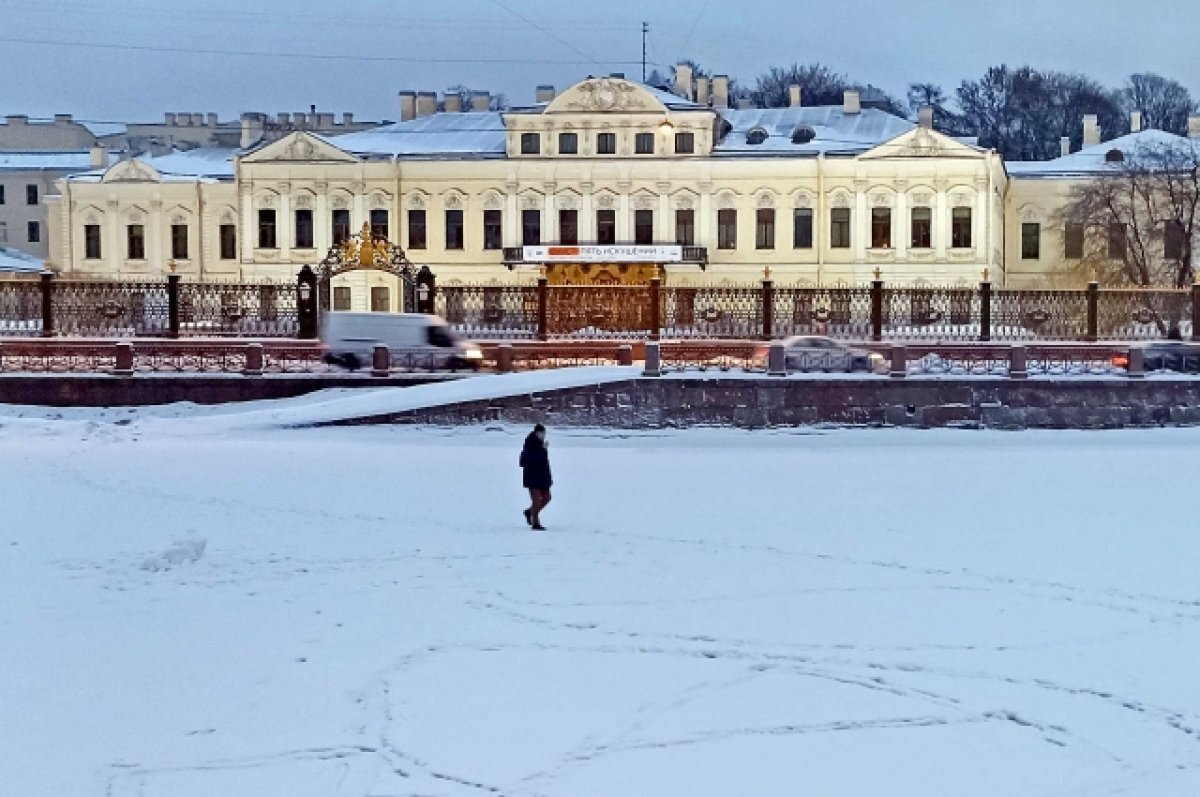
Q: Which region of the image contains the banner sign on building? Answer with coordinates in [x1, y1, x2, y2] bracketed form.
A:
[521, 245, 683, 263]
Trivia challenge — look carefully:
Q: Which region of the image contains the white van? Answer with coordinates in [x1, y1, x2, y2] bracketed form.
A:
[320, 312, 483, 371]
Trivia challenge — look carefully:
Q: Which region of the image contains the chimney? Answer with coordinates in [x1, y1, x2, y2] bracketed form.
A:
[843, 90, 861, 115]
[240, 112, 265, 148]
[54, 114, 73, 125]
[535, 85, 556, 104]
[736, 96, 752, 110]
[399, 91, 416, 121]
[1061, 136, 1071, 157]
[415, 91, 438, 118]
[277, 112, 290, 125]
[788, 84, 802, 108]
[471, 91, 490, 112]
[696, 76, 710, 106]
[444, 94, 463, 113]
[1083, 114, 1101, 148]
[1130, 111, 1143, 133]
[207, 112, 218, 126]
[164, 112, 177, 125]
[918, 105, 934, 130]
[712, 75, 730, 109]
[1190, 114, 1200, 139]
[674, 63, 694, 101]
[191, 113, 204, 126]
[89, 144, 107, 168]
[342, 112, 354, 125]
[318, 113, 334, 127]
[177, 112, 191, 126]
[4, 115, 27, 126]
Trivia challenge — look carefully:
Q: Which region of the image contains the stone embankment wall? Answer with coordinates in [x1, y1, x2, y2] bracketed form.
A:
[332, 377, 1200, 430]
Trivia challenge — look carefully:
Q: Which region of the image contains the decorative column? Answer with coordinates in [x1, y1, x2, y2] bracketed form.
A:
[853, 179, 869, 265]
[314, 182, 329, 255]
[974, 177, 988, 261]
[657, 181, 671, 244]
[504, 181, 519, 246]
[934, 178, 949, 261]
[278, 183, 292, 263]
[240, 185, 255, 264]
[149, 199, 164, 272]
[894, 180, 909, 262]
[579, 181, 594, 243]
[617, 181, 632, 242]
[697, 181, 713, 254]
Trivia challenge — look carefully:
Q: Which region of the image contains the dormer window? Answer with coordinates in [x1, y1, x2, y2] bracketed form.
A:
[746, 127, 769, 145]
[1105, 148, 1125, 163]
[791, 125, 816, 145]
[520, 132, 540, 155]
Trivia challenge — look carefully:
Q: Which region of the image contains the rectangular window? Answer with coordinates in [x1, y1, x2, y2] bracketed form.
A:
[520, 132, 540, 154]
[910, 207, 932, 249]
[84, 224, 101, 259]
[597, 132, 616, 155]
[793, 208, 813, 249]
[1064, 222, 1084, 259]
[370, 286, 390, 312]
[559, 209, 578, 245]
[718, 208, 737, 250]
[330, 209, 351, 245]
[294, 209, 313, 248]
[0, 221, 5, 242]
[596, 209, 616, 244]
[558, 132, 577, 155]
[675, 209, 695, 246]
[127, 223, 145, 259]
[445, 209, 464, 250]
[521, 208, 541, 246]
[27, 221, 39, 243]
[257, 209, 276, 249]
[635, 132, 655, 155]
[1108, 222, 1127, 260]
[0, 185, 5, 204]
[830, 208, 851, 249]
[483, 209, 502, 250]
[635, 209, 654, 245]
[1165, 221, 1186, 261]
[370, 208, 388, 240]
[171, 223, 189, 259]
[675, 132, 695, 154]
[333, 286, 351, 311]
[26, 184, 37, 205]
[407, 209, 426, 249]
[871, 207, 892, 249]
[219, 223, 236, 259]
[1021, 222, 1041, 260]
[756, 208, 776, 249]
[952, 207, 973, 249]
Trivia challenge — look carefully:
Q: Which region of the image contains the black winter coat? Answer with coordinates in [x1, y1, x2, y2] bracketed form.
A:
[519, 433, 552, 490]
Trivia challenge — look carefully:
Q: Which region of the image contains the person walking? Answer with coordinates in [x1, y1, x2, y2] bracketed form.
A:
[520, 424, 552, 530]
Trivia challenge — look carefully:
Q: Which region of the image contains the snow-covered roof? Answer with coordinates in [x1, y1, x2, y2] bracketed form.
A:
[331, 112, 506, 159]
[0, 150, 116, 171]
[1007, 129, 1200, 178]
[82, 122, 128, 138]
[145, 147, 238, 179]
[0, 247, 44, 273]
[714, 107, 915, 156]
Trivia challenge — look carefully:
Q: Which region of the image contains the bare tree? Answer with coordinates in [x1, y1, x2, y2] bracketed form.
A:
[1121, 73, 1199, 135]
[444, 85, 506, 111]
[751, 63, 850, 108]
[1057, 139, 1200, 290]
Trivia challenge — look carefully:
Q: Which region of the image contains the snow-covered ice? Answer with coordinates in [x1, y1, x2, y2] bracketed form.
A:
[4, 394, 1200, 796]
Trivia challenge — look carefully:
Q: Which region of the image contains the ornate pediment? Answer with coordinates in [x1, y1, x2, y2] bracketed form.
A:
[859, 128, 986, 161]
[101, 159, 161, 183]
[544, 77, 666, 114]
[240, 132, 359, 164]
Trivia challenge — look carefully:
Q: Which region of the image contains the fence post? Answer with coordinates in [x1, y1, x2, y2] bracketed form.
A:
[496, 343, 513, 373]
[870, 274, 883, 342]
[761, 277, 774, 341]
[39, 271, 54, 338]
[371, 343, 390, 377]
[979, 277, 992, 342]
[297, 265, 319, 339]
[1127, 346, 1145, 378]
[1010, 345, 1028, 379]
[643, 341, 661, 376]
[767, 341, 787, 376]
[167, 273, 181, 339]
[114, 341, 133, 376]
[889, 345, 907, 378]
[536, 274, 548, 341]
[649, 276, 662, 341]
[1192, 282, 1200, 343]
[1085, 281, 1099, 342]
[244, 342, 264, 376]
[617, 344, 633, 366]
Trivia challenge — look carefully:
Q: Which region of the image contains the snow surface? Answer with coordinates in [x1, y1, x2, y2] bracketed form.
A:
[5, 390, 1200, 795]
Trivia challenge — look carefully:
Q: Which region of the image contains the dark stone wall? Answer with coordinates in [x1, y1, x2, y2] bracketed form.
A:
[331, 377, 1200, 430]
[0, 374, 456, 407]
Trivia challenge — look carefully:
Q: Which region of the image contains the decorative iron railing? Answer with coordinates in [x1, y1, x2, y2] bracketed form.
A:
[438, 285, 538, 339]
[178, 282, 298, 337]
[771, 288, 873, 339]
[1096, 289, 1191, 340]
[663, 286, 763, 339]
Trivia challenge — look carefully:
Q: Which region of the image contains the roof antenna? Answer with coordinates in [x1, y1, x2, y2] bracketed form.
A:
[641, 22, 648, 83]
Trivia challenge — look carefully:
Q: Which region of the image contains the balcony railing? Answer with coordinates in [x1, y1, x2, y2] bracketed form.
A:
[502, 244, 708, 265]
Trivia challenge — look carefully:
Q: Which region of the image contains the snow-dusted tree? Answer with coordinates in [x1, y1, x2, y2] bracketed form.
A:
[1057, 137, 1200, 288]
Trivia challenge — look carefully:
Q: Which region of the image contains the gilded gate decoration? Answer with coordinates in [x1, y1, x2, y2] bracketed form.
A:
[544, 263, 661, 286]
[316, 223, 420, 312]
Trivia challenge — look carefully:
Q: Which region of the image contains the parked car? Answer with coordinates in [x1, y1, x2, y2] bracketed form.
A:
[1141, 341, 1200, 373]
[320, 312, 483, 371]
[753, 336, 887, 373]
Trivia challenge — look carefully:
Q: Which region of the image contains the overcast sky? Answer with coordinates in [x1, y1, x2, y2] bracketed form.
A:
[2, 0, 1198, 124]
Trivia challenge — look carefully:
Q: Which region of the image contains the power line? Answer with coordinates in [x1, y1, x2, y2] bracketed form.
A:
[487, 0, 606, 69]
[0, 35, 642, 66]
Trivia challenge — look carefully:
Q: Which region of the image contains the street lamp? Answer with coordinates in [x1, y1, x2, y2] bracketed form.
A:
[298, 282, 312, 302]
